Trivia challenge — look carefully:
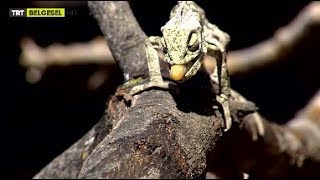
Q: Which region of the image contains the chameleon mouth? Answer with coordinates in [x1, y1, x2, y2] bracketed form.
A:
[170, 64, 187, 81]
[169, 59, 196, 81]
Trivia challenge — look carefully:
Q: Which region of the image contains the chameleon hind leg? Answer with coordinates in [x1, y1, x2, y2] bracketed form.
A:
[129, 36, 172, 96]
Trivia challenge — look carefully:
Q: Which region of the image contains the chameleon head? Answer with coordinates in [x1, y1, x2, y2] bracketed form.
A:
[160, 9, 207, 82]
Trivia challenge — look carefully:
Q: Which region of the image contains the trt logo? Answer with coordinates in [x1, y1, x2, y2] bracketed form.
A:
[9, 8, 26, 17]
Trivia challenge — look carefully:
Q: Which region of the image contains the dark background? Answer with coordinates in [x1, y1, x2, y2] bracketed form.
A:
[4, 0, 316, 179]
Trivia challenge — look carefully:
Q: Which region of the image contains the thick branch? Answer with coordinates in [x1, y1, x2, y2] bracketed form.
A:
[88, 1, 148, 79]
[79, 91, 218, 178]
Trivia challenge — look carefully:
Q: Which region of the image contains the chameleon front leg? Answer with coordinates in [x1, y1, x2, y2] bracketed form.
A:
[206, 42, 232, 132]
[129, 36, 172, 95]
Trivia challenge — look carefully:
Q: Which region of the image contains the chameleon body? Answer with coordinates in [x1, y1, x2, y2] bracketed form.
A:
[129, 1, 232, 131]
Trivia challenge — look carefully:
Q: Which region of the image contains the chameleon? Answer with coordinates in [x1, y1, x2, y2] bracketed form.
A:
[129, 1, 232, 131]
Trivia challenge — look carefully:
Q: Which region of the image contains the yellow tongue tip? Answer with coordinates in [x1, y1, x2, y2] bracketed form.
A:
[170, 64, 187, 81]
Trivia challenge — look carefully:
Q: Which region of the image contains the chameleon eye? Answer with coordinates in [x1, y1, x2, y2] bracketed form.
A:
[188, 32, 199, 52]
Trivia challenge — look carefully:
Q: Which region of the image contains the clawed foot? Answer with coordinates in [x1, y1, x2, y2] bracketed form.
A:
[122, 78, 178, 103]
[241, 113, 265, 141]
[129, 80, 175, 96]
[216, 94, 232, 132]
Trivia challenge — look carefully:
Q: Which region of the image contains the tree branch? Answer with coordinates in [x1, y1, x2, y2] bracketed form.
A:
[207, 89, 320, 178]
[225, 1, 320, 76]
[19, 37, 114, 84]
[87, 1, 148, 79]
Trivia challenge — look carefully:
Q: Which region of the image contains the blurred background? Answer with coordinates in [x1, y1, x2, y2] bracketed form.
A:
[4, 0, 317, 178]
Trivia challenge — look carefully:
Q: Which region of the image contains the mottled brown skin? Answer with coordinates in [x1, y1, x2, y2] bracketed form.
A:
[129, 1, 232, 131]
